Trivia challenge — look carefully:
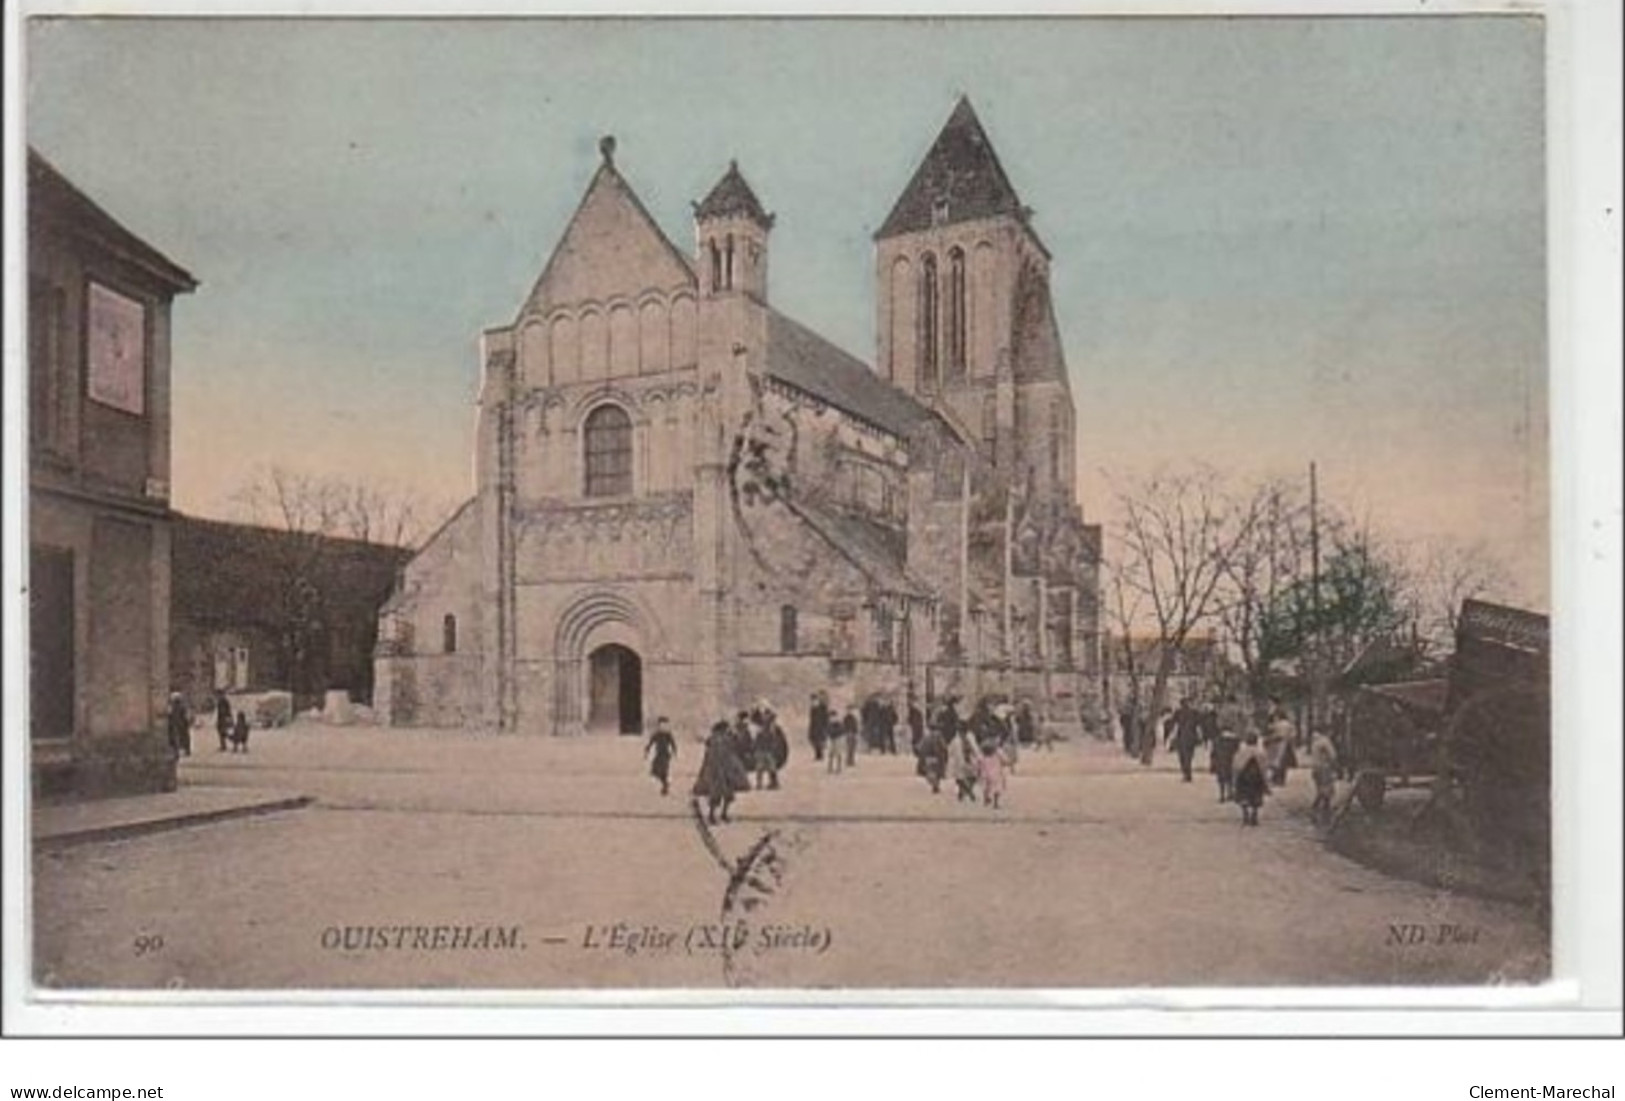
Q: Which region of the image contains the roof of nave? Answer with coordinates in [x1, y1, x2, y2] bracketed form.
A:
[791, 496, 929, 597]
[764, 310, 936, 440]
[875, 96, 1030, 241]
[693, 160, 775, 229]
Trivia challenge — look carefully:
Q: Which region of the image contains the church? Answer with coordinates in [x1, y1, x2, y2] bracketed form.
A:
[374, 97, 1103, 737]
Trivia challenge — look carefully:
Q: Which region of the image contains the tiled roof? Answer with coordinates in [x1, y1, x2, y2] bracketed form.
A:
[876, 96, 1027, 240]
[764, 310, 934, 439]
[693, 160, 774, 229]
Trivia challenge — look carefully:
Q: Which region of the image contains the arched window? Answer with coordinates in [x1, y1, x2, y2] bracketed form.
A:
[780, 605, 798, 654]
[583, 404, 634, 498]
[724, 234, 736, 290]
[947, 247, 967, 382]
[709, 241, 722, 292]
[919, 253, 939, 391]
[981, 393, 997, 451]
[443, 614, 458, 655]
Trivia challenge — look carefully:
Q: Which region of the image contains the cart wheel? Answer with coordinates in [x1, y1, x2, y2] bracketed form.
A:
[1355, 770, 1387, 813]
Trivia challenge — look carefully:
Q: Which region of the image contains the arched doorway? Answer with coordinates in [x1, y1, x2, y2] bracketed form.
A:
[587, 643, 643, 735]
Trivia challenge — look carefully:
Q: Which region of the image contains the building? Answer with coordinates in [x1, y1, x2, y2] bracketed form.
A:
[28, 151, 197, 797]
[375, 98, 1102, 736]
[1104, 632, 1226, 713]
[169, 515, 411, 713]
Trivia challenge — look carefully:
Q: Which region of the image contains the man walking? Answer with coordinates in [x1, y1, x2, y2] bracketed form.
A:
[1164, 697, 1203, 782]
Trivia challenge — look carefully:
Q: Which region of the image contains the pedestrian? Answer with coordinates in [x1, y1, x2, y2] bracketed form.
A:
[915, 724, 949, 794]
[1119, 702, 1138, 756]
[808, 691, 829, 762]
[215, 691, 232, 752]
[879, 695, 899, 755]
[753, 706, 788, 790]
[1015, 700, 1037, 747]
[1165, 697, 1203, 783]
[951, 728, 980, 803]
[978, 740, 1007, 810]
[1233, 731, 1270, 826]
[994, 703, 1019, 774]
[166, 692, 192, 758]
[1212, 696, 1245, 803]
[1265, 706, 1296, 786]
[860, 696, 880, 754]
[644, 715, 677, 796]
[230, 709, 251, 754]
[693, 719, 750, 824]
[1309, 728, 1339, 826]
[907, 694, 926, 753]
[842, 704, 860, 768]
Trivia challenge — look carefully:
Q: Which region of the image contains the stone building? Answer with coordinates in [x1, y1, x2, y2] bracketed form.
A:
[375, 98, 1102, 736]
[28, 150, 196, 797]
[169, 515, 411, 713]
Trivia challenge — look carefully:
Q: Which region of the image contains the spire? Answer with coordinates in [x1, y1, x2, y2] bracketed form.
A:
[693, 159, 775, 230]
[876, 96, 1027, 240]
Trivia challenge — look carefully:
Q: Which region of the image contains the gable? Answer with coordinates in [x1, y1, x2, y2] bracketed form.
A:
[522, 164, 696, 317]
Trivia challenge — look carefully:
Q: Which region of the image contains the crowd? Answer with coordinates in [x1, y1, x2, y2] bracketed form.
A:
[645, 691, 1053, 824]
[1117, 695, 1341, 828]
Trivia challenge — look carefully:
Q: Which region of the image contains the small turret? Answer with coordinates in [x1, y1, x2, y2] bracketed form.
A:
[693, 160, 774, 302]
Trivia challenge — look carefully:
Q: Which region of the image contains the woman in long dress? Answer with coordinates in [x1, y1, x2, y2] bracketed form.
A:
[951, 728, 981, 803]
[692, 720, 750, 824]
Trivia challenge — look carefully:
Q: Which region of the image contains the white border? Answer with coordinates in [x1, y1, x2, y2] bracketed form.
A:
[3, 0, 1619, 1038]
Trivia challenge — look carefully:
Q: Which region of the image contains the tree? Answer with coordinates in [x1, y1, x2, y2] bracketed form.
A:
[1107, 466, 1262, 763]
[1406, 538, 1518, 654]
[226, 466, 444, 705]
[1214, 477, 1315, 702]
[230, 464, 432, 549]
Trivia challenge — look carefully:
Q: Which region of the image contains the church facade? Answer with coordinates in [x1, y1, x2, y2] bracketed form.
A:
[374, 98, 1103, 737]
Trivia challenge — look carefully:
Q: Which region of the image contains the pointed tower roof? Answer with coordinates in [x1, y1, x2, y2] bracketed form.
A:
[876, 96, 1028, 240]
[693, 160, 775, 229]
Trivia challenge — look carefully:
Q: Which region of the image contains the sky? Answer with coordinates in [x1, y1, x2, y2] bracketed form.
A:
[24, 15, 1548, 606]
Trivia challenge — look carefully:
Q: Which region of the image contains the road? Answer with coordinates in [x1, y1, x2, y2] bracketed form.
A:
[32, 725, 1550, 989]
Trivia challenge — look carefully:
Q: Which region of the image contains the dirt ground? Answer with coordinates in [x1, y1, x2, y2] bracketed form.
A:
[31, 726, 1550, 990]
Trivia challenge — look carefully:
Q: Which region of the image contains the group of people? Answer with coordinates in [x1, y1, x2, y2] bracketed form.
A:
[1121, 695, 1341, 828]
[646, 691, 1049, 822]
[645, 702, 791, 824]
[164, 691, 252, 758]
[911, 694, 1030, 809]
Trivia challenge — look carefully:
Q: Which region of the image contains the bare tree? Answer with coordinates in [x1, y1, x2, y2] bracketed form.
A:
[1214, 477, 1314, 702]
[230, 464, 432, 548]
[1406, 538, 1518, 654]
[1107, 465, 1262, 763]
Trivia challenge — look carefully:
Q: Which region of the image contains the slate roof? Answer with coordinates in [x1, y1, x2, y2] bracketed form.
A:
[764, 310, 936, 439]
[693, 160, 775, 229]
[792, 497, 927, 597]
[875, 97, 1028, 240]
[29, 149, 198, 293]
[171, 515, 410, 631]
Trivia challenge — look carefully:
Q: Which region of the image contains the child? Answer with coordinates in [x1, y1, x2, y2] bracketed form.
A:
[1309, 729, 1339, 826]
[1232, 731, 1269, 826]
[645, 716, 677, 796]
[693, 720, 749, 824]
[978, 742, 1006, 810]
[915, 726, 948, 794]
[230, 710, 251, 754]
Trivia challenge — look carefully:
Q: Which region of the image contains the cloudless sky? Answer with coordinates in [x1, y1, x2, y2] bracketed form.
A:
[26, 15, 1548, 605]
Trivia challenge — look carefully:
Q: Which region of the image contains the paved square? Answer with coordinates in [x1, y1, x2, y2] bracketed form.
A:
[33, 727, 1549, 989]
